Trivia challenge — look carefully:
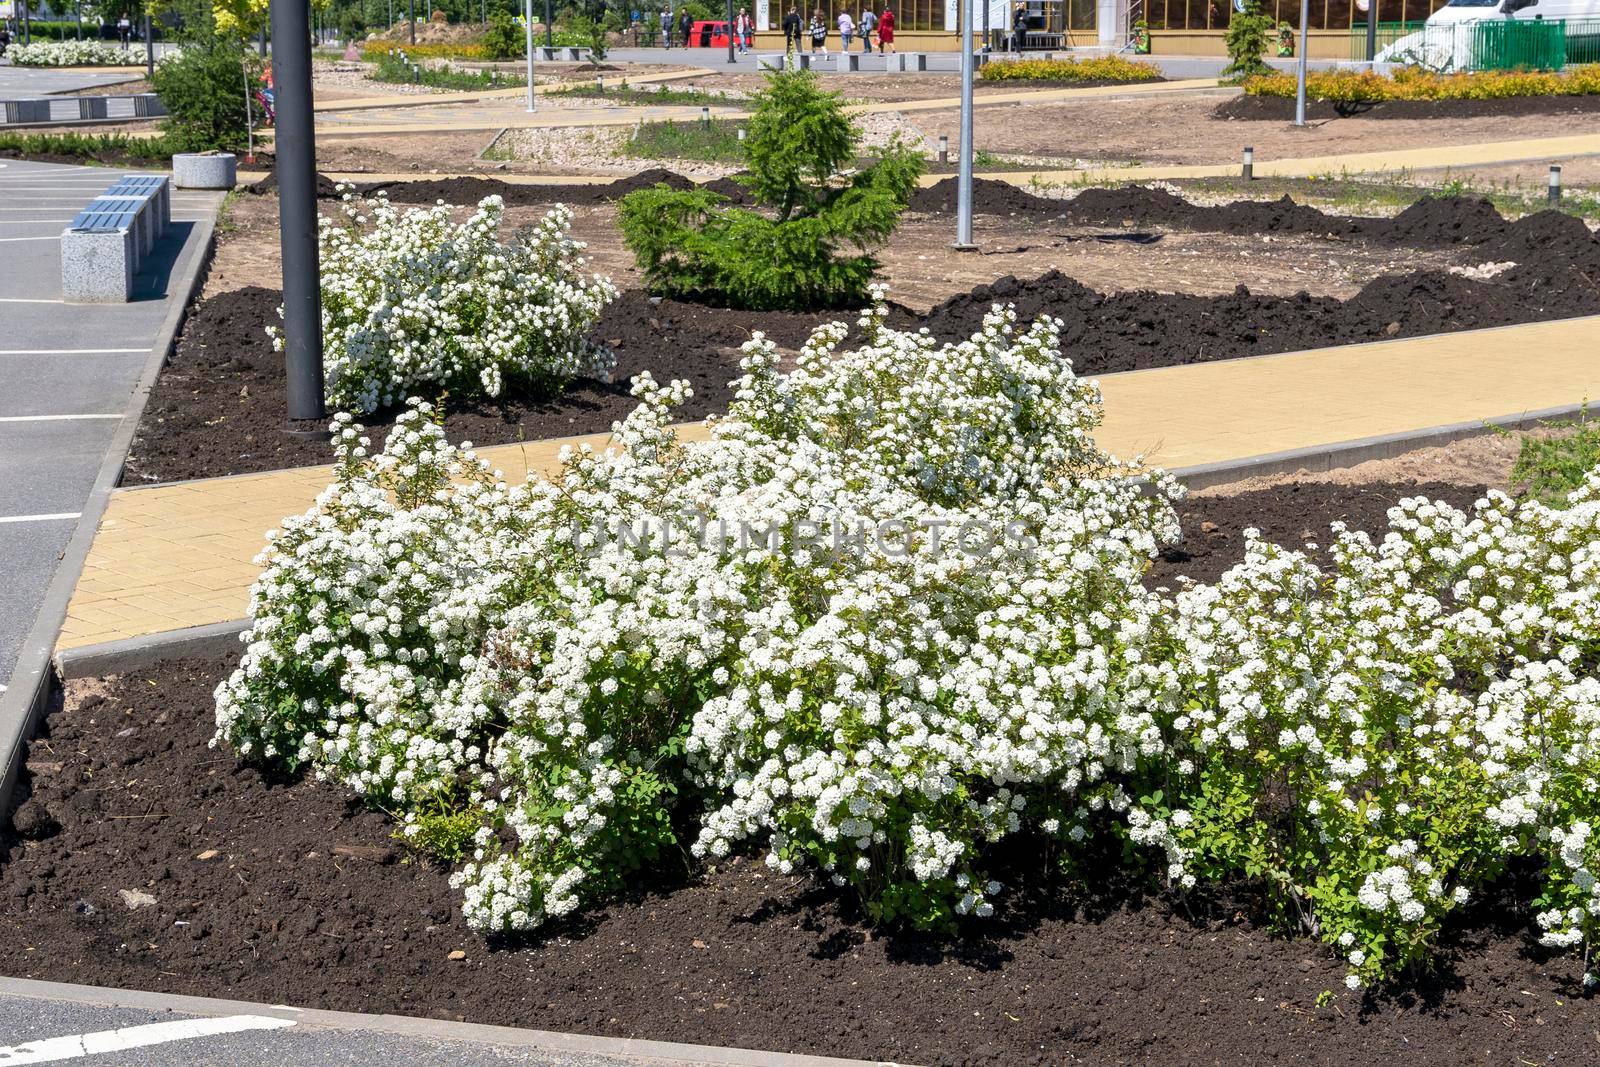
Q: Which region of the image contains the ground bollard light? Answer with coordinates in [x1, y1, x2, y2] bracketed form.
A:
[938, 135, 949, 164]
[701, 106, 711, 126]
[1550, 165, 1563, 204]
[596, 75, 604, 92]
[737, 127, 746, 142]
[1242, 146, 1254, 180]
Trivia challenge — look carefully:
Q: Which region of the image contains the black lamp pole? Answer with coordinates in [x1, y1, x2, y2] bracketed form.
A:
[544, 0, 553, 47]
[270, 0, 327, 431]
[144, 9, 154, 75]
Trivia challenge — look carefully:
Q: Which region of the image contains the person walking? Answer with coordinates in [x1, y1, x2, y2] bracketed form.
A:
[116, 14, 131, 46]
[661, 6, 673, 46]
[678, 6, 693, 46]
[857, 7, 875, 51]
[735, 5, 753, 51]
[1011, 2, 1027, 52]
[875, 3, 893, 52]
[808, 7, 826, 54]
[837, 9, 853, 51]
[782, 4, 801, 51]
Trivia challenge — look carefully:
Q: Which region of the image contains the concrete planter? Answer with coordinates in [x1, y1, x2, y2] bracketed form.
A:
[171, 152, 237, 190]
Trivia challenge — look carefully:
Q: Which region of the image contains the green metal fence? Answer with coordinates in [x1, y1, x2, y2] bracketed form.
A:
[1350, 16, 1600, 69]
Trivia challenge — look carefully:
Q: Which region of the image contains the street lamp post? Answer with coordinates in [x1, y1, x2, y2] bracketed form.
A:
[544, 0, 553, 47]
[525, 0, 536, 111]
[955, 0, 974, 249]
[725, 0, 734, 63]
[270, 0, 327, 431]
[408, 0, 415, 44]
[1294, 0, 1309, 126]
[1365, 0, 1377, 62]
[145, 11, 154, 76]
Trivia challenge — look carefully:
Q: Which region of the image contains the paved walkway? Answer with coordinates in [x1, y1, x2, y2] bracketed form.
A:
[0, 160, 220, 688]
[306, 74, 1221, 137]
[236, 127, 1600, 190]
[56, 314, 1600, 650]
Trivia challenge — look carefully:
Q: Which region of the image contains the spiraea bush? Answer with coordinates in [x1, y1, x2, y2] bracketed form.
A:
[272, 191, 616, 415]
[220, 294, 1600, 990]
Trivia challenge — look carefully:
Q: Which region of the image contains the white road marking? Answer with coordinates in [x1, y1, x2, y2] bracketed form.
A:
[0, 236, 60, 243]
[0, 299, 65, 304]
[0, 414, 123, 422]
[0, 349, 146, 355]
[0, 1014, 297, 1063]
[0, 511, 82, 524]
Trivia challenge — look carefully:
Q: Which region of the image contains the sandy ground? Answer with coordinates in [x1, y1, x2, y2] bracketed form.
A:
[206, 190, 1466, 309]
[1196, 428, 1550, 497]
[906, 96, 1600, 175]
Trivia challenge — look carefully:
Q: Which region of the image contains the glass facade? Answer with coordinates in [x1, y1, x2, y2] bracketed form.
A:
[1141, 0, 1452, 30]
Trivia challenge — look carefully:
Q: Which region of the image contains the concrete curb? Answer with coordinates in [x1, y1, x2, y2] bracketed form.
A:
[1173, 402, 1586, 491]
[54, 618, 251, 680]
[0, 198, 218, 819]
[0, 976, 907, 1067]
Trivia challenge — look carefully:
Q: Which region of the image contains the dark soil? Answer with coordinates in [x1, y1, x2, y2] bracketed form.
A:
[1215, 92, 1600, 122]
[247, 166, 706, 206]
[901, 257, 1600, 369]
[125, 193, 1600, 482]
[121, 287, 755, 484]
[1145, 479, 1490, 588]
[4, 477, 1594, 1065]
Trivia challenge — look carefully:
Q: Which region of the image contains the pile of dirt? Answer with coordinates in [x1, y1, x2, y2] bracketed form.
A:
[245, 169, 343, 199]
[121, 287, 750, 484]
[908, 175, 1069, 216]
[1067, 185, 1371, 240]
[901, 261, 1600, 373]
[357, 167, 697, 207]
[1215, 93, 1600, 122]
[3, 477, 1593, 1065]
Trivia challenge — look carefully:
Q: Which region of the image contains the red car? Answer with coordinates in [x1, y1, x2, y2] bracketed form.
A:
[688, 19, 731, 47]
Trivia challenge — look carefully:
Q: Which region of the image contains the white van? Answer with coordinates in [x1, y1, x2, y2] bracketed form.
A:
[1376, 0, 1600, 69]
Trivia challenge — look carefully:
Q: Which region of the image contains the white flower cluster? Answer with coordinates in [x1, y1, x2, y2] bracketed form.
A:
[8, 39, 131, 66]
[218, 297, 1185, 934]
[1156, 480, 1600, 986]
[219, 289, 1600, 988]
[272, 190, 616, 415]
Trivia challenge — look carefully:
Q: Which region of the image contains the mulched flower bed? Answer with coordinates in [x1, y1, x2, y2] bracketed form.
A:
[1214, 93, 1600, 122]
[124, 208, 1600, 484]
[4, 475, 1589, 1067]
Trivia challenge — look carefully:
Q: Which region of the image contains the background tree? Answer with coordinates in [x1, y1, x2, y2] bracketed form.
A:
[1221, 1, 1275, 83]
[616, 68, 923, 311]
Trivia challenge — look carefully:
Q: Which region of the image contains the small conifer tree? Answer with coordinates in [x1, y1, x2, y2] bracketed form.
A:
[616, 68, 924, 311]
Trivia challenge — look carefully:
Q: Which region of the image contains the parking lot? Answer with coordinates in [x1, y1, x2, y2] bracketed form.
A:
[0, 159, 218, 691]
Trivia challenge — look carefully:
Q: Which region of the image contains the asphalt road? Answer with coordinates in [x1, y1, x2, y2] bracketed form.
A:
[0, 996, 675, 1066]
[0, 159, 219, 692]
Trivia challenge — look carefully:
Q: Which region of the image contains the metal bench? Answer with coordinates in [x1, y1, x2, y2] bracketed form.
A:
[61, 175, 171, 303]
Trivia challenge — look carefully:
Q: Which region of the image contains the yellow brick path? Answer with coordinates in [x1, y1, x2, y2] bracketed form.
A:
[58, 315, 1600, 651]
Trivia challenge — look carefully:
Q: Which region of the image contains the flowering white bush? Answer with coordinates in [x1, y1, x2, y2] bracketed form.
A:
[9, 40, 132, 66]
[219, 291, 1600, 990]
[1153, 480, 1600, 987]
[218, 297, 1185, 932]
[272, 191, 616, 415]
